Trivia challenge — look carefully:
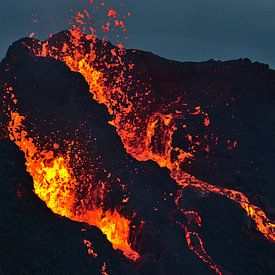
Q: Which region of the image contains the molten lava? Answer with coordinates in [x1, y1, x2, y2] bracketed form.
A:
[27, 26, 275, 272]
[1, 2, 274, 274]
[6, 101, 139, 261]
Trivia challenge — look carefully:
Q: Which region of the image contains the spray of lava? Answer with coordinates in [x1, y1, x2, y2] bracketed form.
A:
[31, 24, 274, 272]
[2, 86, 139, 261]
[1, 1, 274, 274]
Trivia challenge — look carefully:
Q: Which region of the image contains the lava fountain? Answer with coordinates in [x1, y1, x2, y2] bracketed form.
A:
[0, 2, 274, 274]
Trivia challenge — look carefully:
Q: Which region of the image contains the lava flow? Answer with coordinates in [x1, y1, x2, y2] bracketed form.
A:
[29, 25, 274, 272]
[1, 2, 274, 274]
[3, 87, 139, 261]
[32, 25, 275, 241]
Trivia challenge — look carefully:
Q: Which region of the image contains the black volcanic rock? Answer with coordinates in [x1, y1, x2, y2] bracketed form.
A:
[0, 35, 274, 274]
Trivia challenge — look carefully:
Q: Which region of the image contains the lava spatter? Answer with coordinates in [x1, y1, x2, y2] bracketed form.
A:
[27, 16, 274, 273]
[3, 87, 139, 261]
[1, 1, 274, 273]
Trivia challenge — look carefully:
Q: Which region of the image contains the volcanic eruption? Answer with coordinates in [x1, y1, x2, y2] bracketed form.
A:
[0, 2, 274, 275]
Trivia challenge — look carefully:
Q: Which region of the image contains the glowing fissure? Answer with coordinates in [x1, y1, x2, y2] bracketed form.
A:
[182, 225, 222, 275]
[5, 94, 139, 261]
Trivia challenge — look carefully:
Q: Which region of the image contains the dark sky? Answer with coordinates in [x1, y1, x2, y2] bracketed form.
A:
[1, 0, 275, 68]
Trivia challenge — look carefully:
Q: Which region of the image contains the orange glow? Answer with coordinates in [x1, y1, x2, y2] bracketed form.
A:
[62, 45, 275, 241]
[101, 262, 108, 275]
[2, 2, 273, 273]
[108, 8, 117, 18]
[7, 108, 139, 261]
[177, 176, 275, 242]
[30, 25, 274, 272]
[182, 225, 222, 275]
[83, 239, 98, 258]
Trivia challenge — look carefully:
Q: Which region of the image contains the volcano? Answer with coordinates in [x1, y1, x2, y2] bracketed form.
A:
[0, 31, 274, 274]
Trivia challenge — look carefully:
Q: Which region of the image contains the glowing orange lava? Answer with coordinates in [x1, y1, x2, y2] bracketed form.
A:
[6, 104, 139, 261]
[36, 28, 274, 242]
[1, 2, 274, 273]
[28, 21, 274, 272]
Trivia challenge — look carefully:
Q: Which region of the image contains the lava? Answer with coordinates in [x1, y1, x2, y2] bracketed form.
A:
[32, 27, 275, 242]
[28, 26, 274, 272]
[22, 7, 274, 272]
[1, 1, 274, 274]
[83, 239, 98, 258]
[4, 89, 139, 261]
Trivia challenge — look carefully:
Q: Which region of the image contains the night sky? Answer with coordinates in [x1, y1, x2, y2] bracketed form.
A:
[1, 0, 275, 68]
